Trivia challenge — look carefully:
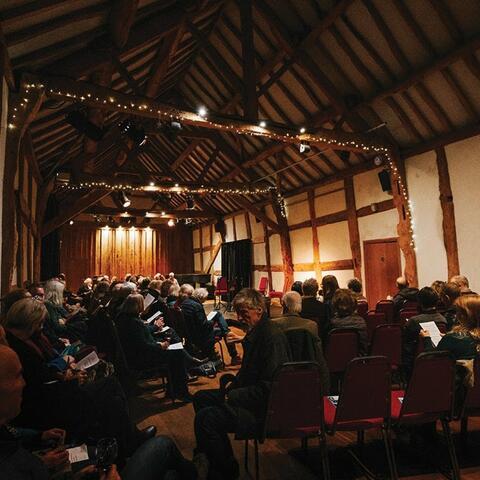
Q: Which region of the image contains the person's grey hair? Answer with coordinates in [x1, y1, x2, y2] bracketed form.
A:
[44, 279, 65, 306]
[169, 284, 180, 297]
[282, 291, 302, 313]
[83, 277, 92, 285]
[123, 281, 137, 293]
[450, 275, 469, 288]
[179, 284, 194, 300]
[192, 288, 209, 302]
[3, 298, 47, 334]
[396, 276, 408, 289]
[121, 294, 144, 316]
[232, 288, 266, 312]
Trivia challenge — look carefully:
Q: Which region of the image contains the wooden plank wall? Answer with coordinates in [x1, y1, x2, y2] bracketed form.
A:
[13, 138, 40, 288]
[59, 223, 193, 291]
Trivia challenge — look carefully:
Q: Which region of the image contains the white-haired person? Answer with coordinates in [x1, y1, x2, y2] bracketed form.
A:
[177, 285, 217, 361]
[44, 279, 87, 343]
[192, 288, 242, 365]
[168, 272, 179, 286]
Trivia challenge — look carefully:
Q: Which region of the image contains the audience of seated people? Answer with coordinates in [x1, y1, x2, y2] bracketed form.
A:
[4, 268, 480, 480]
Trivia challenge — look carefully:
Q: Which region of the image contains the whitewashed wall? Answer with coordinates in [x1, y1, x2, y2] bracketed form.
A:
[404, 134, 480, 292]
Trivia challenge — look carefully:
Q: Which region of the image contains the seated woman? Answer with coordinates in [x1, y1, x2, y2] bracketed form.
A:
[2, 298, 155, 461]
[330, 288, 368, 354]
[44, 279, 87, 343]
[192, 288, 241, 365]
[322, 275, 340, 322]
[115, 294, 191, 401]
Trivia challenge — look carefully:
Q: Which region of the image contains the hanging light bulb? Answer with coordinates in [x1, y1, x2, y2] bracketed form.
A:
[167, 218, 176, 227]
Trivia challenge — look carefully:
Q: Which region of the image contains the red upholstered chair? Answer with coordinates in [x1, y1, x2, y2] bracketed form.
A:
[325, 328, 360, 392]
[398, 308, 417, 328]
[391, 351, 459, 480]
[370, 324, 402, 371]
[459, 354, 480, 442]
[242, 362, 331, 480]
[365, 311, 386, 343]
[402, 300, 419, 312]
[268, 290, 283, 301]
[258, 277, 268, 296]
[213, 276, 228, 310]
[356, 301, 369, 319]
[375, 300, 394, 323]
[323, 356, 397, 479]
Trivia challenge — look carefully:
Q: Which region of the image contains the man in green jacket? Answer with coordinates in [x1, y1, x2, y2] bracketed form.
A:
[193, 289, 290, 480]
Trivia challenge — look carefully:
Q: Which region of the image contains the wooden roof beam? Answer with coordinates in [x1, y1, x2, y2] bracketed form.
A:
[86, 206, 217, 219]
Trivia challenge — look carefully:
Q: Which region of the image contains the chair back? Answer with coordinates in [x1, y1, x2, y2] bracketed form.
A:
[356, 301, 369, 319]
[166, 307, 189, 340]
[370, 324, 402, 368]
[375, 300, 394, 323]
[366, 311, 386, 342]
[215, 276, 228, 292]
[325, 328, 360, 374]
[258, 276, 268, 295]
[333, 356, 391, 428]
[399, 351, 456, 422]
[398, 309, 417, 328]
[463, 354, 480, 416]
[265, 362, 325, 438]
[403, 300, 419, 312]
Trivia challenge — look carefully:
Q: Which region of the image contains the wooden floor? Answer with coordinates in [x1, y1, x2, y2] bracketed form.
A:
[130, 301, 480, 479]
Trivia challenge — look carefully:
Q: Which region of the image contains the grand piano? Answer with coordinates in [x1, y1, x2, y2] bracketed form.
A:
[175, 273, 212, 287]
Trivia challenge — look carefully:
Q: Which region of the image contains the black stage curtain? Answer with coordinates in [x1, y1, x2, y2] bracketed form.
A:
[221, 239, 252, 294]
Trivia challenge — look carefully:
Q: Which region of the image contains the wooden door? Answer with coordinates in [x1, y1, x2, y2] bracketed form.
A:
[364, 238, 401, 307]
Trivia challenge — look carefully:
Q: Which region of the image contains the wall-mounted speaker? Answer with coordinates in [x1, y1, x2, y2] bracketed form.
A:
[378, 169, 392, 192]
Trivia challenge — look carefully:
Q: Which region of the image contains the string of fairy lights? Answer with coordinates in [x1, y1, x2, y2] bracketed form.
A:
[7, 78, 415, 249]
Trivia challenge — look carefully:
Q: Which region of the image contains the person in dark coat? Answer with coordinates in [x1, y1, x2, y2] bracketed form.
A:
[115, 294, 190, 401]
[193, 289, 290, 480]
[329, 288, 368, 355]
[300, 277, 328, 342]
[321, 275, 339, 323]
[177, 284, 216, 359]
[392, 276, 419, 314]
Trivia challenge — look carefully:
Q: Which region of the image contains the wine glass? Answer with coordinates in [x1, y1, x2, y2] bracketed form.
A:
[95, 437, 118, 471]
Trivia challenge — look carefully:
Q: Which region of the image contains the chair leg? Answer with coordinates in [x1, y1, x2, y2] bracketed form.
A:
[244, 439, 249, 471]
[319, 432, 331, 480]
[441, 419, 460, 480]
[218, 340, 225, 366]
[254, 439, 259, 480]
[382, 425, 398, 480]
[460, 417, 468, 447]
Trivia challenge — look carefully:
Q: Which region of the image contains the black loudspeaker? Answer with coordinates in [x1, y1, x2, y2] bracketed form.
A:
[214, 220, 226, 236]
[378, 169, 392, 192]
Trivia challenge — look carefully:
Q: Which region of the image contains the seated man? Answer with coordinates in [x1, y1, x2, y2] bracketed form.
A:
[392, 276, 419, 314]
[178, 284, 216, 359]
[193, 289, 290, 480]
[449, 274, 477, 295]
[192, 288, 242, 365]
[300, 277, 328, 341]
[403, 286, 447, 376]
[330, 289, 368, 355]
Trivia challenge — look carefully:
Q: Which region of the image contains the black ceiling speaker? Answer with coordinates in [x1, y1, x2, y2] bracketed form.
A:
[378, 169, 392, 193]
[214, 220, 226, 236]
[66, 111, 104, 141]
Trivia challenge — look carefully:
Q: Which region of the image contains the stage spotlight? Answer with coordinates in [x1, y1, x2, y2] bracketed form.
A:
[185, 195, 195, 210]
[198, 106, 207, 118]
[119, 191, 131, 208]
[119, 120, 147, 147]
[299, 142, 311, 153]
[167, 218, 176, 227]
[66, 111, 104, 141]
[259, 120, 266, 128]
